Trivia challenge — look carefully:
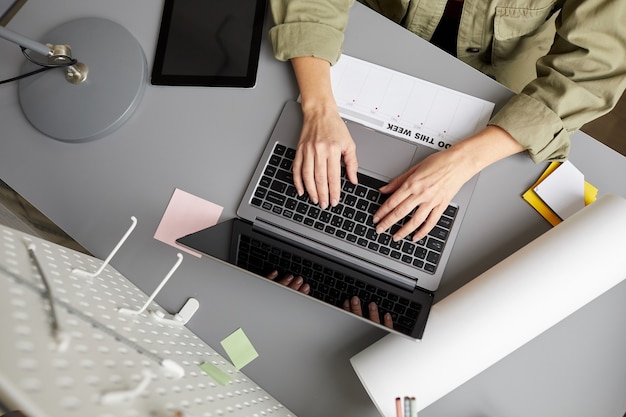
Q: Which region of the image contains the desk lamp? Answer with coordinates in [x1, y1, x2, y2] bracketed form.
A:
[0, 17, 147, 142]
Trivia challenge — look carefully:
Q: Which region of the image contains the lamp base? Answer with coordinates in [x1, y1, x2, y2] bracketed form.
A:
[18, 18, 147, 142]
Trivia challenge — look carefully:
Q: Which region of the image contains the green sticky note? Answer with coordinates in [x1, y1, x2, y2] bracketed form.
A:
[220, 328, 259, 369]
[198, 361, 231, 385]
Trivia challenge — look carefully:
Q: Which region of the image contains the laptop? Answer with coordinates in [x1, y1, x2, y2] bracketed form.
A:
[177, 100, 479, 339]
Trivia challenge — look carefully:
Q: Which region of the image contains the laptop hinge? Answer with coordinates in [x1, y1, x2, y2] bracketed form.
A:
[252, 218, 418, 291]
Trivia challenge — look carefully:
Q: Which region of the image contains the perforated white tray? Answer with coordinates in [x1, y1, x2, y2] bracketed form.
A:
[0, 225, 295, 417]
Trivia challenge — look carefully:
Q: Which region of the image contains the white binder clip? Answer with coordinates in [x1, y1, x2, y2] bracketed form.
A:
[151, 297, 200, 326]
[72, 216, 137, 278]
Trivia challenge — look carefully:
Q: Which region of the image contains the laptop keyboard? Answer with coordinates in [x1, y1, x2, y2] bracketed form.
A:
[250, 143, 458, 275]
[236, 233, 422, 335]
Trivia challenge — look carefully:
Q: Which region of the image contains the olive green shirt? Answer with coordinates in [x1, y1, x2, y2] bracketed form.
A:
[269, 0, 626, 162]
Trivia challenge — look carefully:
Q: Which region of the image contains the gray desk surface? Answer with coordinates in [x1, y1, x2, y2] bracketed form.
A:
[1, 1, 625, 416]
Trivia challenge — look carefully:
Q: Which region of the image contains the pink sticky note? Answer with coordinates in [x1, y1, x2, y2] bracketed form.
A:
[154, 188, 223, 257]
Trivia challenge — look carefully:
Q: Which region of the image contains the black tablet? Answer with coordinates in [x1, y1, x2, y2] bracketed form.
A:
[151, 0, 267, 88]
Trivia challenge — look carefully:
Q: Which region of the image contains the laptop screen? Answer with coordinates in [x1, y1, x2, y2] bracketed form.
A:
[177, 219, 433, 339]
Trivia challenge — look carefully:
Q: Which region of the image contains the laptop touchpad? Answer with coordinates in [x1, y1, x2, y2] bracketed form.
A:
[348, 121, 420, 181]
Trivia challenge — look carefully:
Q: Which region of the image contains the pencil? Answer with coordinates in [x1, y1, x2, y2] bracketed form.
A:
[395, 397, 402, 417]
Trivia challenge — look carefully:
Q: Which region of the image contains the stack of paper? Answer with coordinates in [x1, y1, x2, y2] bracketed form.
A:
[523, 161, 598, 226]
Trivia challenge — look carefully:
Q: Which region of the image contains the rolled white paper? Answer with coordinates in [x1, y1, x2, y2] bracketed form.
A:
[350, 194, 626, 416]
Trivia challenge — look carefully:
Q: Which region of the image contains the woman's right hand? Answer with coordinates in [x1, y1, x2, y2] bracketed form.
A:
[290, 56, 359, 210]
[293, 106, 358, 209]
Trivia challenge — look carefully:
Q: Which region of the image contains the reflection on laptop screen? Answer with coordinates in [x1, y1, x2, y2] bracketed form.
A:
[177, 218, 433, 339]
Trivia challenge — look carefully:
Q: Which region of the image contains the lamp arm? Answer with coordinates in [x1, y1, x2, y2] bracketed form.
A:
[0, 25, 87, 83]
[0, 25, 52, 56]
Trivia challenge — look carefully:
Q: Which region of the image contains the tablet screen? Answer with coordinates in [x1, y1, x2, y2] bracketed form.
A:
[151, 0, 267, 87]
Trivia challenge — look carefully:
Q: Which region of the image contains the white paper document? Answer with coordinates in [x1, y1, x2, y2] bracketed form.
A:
[534, 160, 585, 220]
[330, 55, 495, 151]
[350, 194, 626, 416]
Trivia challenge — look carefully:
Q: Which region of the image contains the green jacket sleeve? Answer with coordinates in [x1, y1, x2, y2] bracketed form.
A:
[269, 0, 355, 65]
[489, 0, 626, 163]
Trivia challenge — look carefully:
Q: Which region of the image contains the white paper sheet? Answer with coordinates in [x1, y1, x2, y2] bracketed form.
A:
[330, 55, 495, 152]
[534, 160, 585, 220]
[350, 194, 626, 416]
